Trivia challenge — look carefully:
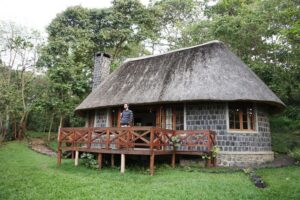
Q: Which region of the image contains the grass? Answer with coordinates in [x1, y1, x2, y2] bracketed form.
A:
[48, 140, 58, 151]
[25, 130, 49, 139]
[0, 141, 300, 200]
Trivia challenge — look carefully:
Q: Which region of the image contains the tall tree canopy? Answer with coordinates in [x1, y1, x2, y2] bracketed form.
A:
[176, 0, 300, 108]
[38, 0, 159, 127]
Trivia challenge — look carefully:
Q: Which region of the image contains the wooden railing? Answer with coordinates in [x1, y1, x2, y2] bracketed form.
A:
[174, 130, 216, 153]
[58, 126, 215, 154]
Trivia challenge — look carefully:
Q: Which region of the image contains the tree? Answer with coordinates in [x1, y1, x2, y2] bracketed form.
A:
[0, 21, 45, 140]
[149, 0, 206, 52]
[38, 2, 158, 128]
[176, 0, 300, 108]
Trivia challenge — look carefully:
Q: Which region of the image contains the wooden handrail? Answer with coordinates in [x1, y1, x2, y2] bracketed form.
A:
[58, 127, 216, 153]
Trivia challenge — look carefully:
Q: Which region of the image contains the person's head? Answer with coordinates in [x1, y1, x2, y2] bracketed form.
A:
[124, 103, 129, 109]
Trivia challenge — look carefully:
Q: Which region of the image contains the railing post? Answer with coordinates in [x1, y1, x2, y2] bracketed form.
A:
[150, 128, 155, 176]
[172, 130, 176, 168]
[71, 128, 75, 159]
[150, 128, 154, 153]
[87, 128, 92, 149]
[126, 128, 130, 150]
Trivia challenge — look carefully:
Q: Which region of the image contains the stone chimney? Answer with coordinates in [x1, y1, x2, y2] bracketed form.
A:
[92, 52, 111, 90]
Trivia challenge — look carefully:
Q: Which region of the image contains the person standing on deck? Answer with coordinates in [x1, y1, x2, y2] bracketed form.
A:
[120, 103, 133, 127]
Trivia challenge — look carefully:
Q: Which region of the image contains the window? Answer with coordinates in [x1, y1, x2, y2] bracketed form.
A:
[175, 107, 184, 130]
[229, 104, 255, 131]
[165, 108, 173, 129]
[159, 105, 184, 130]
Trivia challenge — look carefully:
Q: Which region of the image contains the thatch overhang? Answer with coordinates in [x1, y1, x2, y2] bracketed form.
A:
[76, 41, 284, 113]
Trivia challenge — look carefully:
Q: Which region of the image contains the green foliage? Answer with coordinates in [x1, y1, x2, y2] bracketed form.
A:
[270, 109, 300, 154]
[1, 142, 300, 199]
[80, 153, 99, 169]
[48, 140, 58, 151]
[25, 131, 49, 139]
[202, 146, 220, 160]
[0, 22, 45, 139]
[177, 0, 300, 107]
[151, 0, 204, 49]
[170, 135, 181, 147]
[289, 147, 300, 161]
[37, 2, 159, 128]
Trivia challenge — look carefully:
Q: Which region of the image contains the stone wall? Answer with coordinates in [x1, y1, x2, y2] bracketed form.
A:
[217, 152, 274, 167]
[94, 109, 107, 127]
[185, 102, 273, 167]
[92, 53, 111, 90]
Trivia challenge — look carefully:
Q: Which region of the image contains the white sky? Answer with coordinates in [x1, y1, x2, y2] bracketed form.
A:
[0, 0, 149, 34]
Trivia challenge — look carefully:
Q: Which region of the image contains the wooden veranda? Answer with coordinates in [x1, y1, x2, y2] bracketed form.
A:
[57, 126, 216, 175]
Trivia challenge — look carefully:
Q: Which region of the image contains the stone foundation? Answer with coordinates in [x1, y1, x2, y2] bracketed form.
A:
[217, 151, 274, 167]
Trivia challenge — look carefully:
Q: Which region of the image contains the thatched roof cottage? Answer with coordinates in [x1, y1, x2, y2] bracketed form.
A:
[68, 41, 284, 168]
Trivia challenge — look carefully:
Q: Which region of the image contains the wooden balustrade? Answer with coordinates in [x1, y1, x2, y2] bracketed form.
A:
[58, 127, 216, 154]
[57, 126, 216, 175]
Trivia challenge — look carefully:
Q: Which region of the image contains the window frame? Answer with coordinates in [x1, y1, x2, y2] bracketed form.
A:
[226, 103, 258, 133]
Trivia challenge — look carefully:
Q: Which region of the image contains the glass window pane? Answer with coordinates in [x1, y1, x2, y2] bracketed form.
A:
[229, 121, 234, 129]
[235, 121, 240, 129]
[176, 107, 184, 130]
[229, 104, 254, 130]
[243, 122, 248, 129]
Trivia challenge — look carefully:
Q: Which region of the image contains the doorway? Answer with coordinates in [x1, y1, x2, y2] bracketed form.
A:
[131, 106, 156, 127]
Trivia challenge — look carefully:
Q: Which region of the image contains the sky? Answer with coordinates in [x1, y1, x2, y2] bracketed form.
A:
[0, 0, 149, 34]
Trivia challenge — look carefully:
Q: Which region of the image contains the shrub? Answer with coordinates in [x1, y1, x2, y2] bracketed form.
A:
[289, 147, 300, 161]
[80, 153, 99, 169]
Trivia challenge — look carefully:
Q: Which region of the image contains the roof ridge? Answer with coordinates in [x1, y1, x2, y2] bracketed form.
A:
[124, 40, 223, 63]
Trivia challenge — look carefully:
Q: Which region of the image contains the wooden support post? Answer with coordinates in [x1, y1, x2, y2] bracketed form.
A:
[106, 128, 110, 150]
[150, 154, 155, 176]
[172, 107, 176, 130]
[57, 149, 62, 166]
[72, 151, 75, 159]
[98, 153, 103, 170]
[111, 154, 115, 167]
[172, 150, 176, 168]
[120, 154, 125, 174]
[75, 151, 79, 166]
[117, 108, 121, 128]
[156, 106, 161, 128]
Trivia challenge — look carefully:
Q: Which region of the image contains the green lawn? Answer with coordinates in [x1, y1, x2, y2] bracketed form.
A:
[48, 140, 58, 151]
[0, 142, 299, 200]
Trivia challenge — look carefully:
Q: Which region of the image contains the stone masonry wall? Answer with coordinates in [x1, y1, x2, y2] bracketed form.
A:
[92, 53, 111, 90]
[216, 152, 274, 167]
[185, 102, 273, 166]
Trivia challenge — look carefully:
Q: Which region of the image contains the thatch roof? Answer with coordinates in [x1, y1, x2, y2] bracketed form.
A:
[76, 40, 284, 112]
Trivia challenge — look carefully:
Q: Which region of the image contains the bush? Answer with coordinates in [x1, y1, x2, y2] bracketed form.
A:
[80, 153, 99, 169]
[289, 147, 300, 161]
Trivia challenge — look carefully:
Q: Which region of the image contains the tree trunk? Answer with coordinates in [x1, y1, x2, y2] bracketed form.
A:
[59, 114, 64, 129]
[48, 113, 54, 142]
[13, 114, 17, 139]
[17, 111, 28, 140]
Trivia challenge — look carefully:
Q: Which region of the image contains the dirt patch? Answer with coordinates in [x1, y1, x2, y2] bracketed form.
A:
[29, 138, 56, 157]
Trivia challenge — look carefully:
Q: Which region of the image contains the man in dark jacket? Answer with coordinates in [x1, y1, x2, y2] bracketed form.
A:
[120, 103, 133, 127]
